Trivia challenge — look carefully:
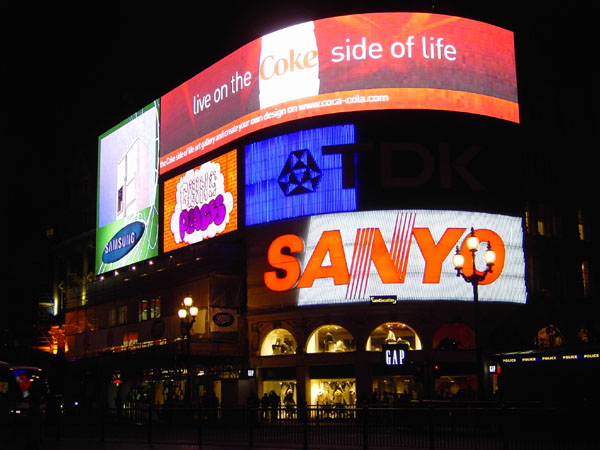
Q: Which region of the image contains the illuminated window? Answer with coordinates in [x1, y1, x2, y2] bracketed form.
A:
[263, 380, 297, 412]
[582, 261, 590, 297]
[118, 306, 128, 325]
[260, 328, 297, 356]
[578, 210, 586, 241]
[535, 204, 546, 236]
[366, 322, 422, 351]
[535, 325, 564, 348]
[310, 378, 356, 406]
[151, 298, 161, 319]
[139, 300, 149, 321]
[537, 220, 545, 236]
[138, 298, 161, 322]
[432, 323, 474, 350]
[306, 325, 355, 353]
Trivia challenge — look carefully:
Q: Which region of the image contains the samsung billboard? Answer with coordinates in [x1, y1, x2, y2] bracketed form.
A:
[96, 101, 160, 275]
[160, 12, 518, 174]
[248, 210, 526, 308]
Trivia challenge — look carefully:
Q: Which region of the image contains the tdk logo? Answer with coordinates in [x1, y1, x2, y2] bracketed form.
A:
[278, 149, 322, 196]
[244, 124, 357, 226]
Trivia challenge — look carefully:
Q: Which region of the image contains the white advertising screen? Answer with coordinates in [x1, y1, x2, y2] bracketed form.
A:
[262, 210, 526, 305]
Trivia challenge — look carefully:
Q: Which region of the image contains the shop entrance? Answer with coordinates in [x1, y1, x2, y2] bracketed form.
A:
[372, 375, 420, 404]
[434, 375, 477, 400]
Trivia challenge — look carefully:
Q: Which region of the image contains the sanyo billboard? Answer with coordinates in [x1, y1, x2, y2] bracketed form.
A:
[261, 210, 526, 306]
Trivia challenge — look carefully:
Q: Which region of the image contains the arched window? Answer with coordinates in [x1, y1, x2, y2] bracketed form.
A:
[366, 322, 422, 351]
[260, 328, 297, 356]
[306, 325, 355, 353]
[433, 323, 475, 350]
[535, 324, 564, 348]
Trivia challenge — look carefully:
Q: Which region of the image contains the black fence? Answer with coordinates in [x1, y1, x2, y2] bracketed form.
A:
[38, 402, 598, 450]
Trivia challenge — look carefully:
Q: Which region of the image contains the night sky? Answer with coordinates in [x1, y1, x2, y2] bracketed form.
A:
[1, 2, 596, 325]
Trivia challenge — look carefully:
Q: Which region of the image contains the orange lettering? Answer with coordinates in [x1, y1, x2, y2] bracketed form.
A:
[413, 228, 465, 283]
[297, 230, 349, 288]
[264, 234, 303, 291]
[259, 55, 275, 80]
[259, 50, 318, 81]
[369, 229, 403, 283]
[458, 229, 505, 285]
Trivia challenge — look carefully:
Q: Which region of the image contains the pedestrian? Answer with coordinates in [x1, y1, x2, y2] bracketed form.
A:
[269, 390, 280, 421]
[260, 393, 270, 421]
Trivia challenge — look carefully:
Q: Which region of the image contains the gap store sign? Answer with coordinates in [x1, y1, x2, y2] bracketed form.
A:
[262, 210, 527, 306]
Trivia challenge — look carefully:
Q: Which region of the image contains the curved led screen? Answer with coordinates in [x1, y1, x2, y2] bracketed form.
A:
[160, 12, 518, 174]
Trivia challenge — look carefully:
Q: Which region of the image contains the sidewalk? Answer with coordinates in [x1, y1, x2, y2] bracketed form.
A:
[39, 439, 310, 450]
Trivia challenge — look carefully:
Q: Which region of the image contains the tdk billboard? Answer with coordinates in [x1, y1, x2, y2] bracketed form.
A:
[245, 125, 357, 226]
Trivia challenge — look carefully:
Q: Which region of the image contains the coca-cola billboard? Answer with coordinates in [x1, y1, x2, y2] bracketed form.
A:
[160, 12, 518, 174]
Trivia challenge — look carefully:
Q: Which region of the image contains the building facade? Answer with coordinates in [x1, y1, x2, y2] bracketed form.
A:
[45, 9, 596, 411]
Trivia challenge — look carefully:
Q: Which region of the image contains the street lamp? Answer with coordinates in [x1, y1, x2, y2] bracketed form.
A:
[178, 296, 198, 405]
[452, 228, 496, 400]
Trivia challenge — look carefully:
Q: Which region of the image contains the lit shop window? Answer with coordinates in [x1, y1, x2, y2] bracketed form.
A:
[366, 322, 422, 351]
[306, 325, 355, 353]
[260, 328, 297, 356]
[310, 379, 356, 407]
[432, 323, 475, 350]
[262, 380, 297, 414]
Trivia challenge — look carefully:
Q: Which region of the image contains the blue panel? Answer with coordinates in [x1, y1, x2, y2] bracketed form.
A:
[245, 125, 357, 226]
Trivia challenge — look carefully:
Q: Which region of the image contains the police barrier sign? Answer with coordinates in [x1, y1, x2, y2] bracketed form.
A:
[262, 210, 526, 306]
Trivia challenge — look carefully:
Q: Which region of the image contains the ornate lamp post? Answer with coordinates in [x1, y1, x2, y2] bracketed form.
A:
[452, 228, 496, 400]
[178, 296, 198, 405]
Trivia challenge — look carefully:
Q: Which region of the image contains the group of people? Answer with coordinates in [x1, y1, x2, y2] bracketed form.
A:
[370, 390, 416, 406]
[256, 389, 295, 420]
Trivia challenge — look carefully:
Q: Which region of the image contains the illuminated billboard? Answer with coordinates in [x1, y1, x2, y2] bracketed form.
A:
[96, 102, 159, 275]
[249, 210, 526, 308]
[245, 124, 356, 226]
[160, 12, 518, 174]
[163, 149, 238, 253]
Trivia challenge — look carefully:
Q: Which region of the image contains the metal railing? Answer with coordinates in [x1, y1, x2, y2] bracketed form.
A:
[40, 402, 598, 449]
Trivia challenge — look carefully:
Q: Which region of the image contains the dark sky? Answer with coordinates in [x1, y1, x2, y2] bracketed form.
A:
[1, 2, 596, 320]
